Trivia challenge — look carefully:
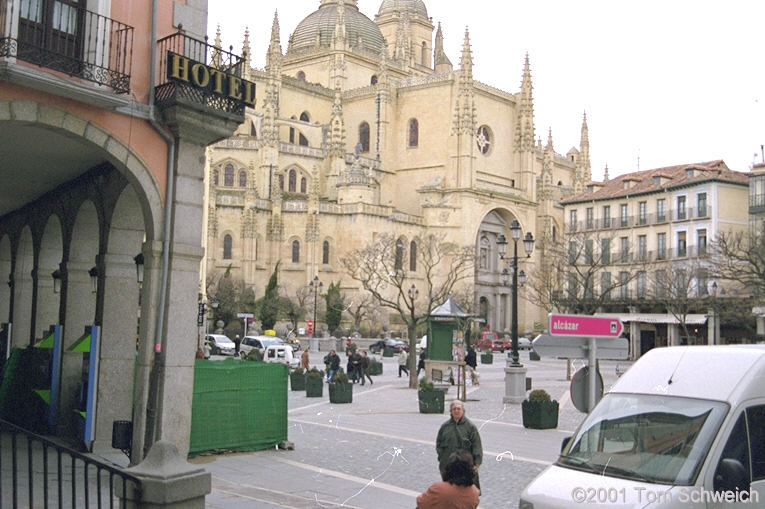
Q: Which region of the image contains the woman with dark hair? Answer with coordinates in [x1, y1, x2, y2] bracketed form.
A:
[416, 451, 480, 509]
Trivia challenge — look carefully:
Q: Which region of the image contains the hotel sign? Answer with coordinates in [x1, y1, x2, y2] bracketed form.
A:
[166, 51, 255, 108]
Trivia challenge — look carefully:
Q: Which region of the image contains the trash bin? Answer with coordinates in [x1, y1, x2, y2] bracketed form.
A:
[111, 420, 132, 453]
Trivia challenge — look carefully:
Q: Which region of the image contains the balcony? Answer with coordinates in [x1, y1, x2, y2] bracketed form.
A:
[1, 0, 133, 93]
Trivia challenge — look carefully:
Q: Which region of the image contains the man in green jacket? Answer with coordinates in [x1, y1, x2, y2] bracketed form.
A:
[436, 401, 483, 490]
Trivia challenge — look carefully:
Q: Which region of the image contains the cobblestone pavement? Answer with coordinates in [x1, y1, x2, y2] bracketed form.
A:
[193, 352, 625, 508]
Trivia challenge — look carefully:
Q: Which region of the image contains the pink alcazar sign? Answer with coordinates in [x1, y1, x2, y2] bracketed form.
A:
[548, 314, 624, 338]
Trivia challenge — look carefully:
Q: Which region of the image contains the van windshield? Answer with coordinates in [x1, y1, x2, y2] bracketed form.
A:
[558, 393, 728, 485]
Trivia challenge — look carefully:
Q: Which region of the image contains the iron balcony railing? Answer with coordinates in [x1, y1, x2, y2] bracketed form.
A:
[0, 0, 133, 93]
[154, 32, 247, 116]
[0, 418, 141, 508]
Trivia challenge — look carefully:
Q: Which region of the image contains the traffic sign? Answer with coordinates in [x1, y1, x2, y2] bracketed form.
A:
[307, 320, 313, 334]
[570, 366, 604, 413]
[532, 334, 629, 360]
[549, 313, 623, 338]
[237, 313, 254, 319]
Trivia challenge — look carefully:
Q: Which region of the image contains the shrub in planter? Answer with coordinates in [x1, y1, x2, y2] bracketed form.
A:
[290, 367, 306, 391]
[367, 357, 383, 375]
[417, 377, 444, 414]
[305, 368, 324, 397]
[382, 347, 394, 357]
[328, 370, 353, 404]
[480, 351, 493, 364]
[522, 389, 559, 429]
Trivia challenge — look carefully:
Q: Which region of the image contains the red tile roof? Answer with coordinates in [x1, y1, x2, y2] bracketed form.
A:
[562, 160, 749, 204]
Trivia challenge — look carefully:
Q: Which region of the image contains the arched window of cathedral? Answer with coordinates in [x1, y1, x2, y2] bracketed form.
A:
[298, 132, 309, 146]
[223, 234, 232, 259]
[552, 225, 557, 243]
[292, 240, 300, 263]
[408, 118, 419, 147]
[322, 240, 330, 265]
[476, 125, 492, 155]
[394, 238, 404, 270]
[358, 122, 370, 153]
[300, 177, 307, 194]
[557, 181, 563, 186]
[279, 174, 284, 190]
[479, 236, 490, 270]
[224, 164, 235, 186]
[370, 74, 378, 85]
[251, 122, 257, 137]
[409, 241, 417, 271]
[300, 111, 310, 122]
[239, 171, 247, 188]
[288, 169, 297, 192]
[213, 169, 219, 186]
[297, 70, 306, 81]
[421, 42, 427, 66]
[289, 127, 295, 144]
[479, 296, 488, 323]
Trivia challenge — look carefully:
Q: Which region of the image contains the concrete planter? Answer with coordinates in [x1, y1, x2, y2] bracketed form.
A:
[305, 377, 323, 397]
[521, 400, 559, 429]
[418, 389, 445, 414]
[480, 352, 493, 364]
[290, 372, 306, 391]
[368, 360, 383, 375]
[328, 382, 353, 404]
[382, 347, 394, 357]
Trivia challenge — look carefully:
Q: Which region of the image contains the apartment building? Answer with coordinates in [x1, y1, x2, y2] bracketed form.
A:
[561, 160, 749, 355]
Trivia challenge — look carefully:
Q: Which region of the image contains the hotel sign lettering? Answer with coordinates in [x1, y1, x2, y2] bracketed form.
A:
[167, 51, 255, 108]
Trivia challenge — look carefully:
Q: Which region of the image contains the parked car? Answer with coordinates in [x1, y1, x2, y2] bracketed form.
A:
[240, 335, 284, 357]
[516, 336, 532, 350]
[369, 339, 409, 354]
[475, 331, 511, 352]
[263, 344, 299, 369]
[205, 334, 236, 356]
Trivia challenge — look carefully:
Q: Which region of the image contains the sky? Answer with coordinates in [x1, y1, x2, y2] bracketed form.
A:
[207, 0, 765, 181]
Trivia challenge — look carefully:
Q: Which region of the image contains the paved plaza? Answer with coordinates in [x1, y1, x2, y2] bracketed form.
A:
[185, 352, 625, 508]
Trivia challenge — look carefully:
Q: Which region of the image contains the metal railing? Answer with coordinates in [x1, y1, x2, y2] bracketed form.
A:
[0, 0, 133, 93]
[0, 419, 141, 508]
[154, 32, 246, 115]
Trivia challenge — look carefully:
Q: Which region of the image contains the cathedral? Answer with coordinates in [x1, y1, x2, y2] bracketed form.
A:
[203, 0, 590, 334]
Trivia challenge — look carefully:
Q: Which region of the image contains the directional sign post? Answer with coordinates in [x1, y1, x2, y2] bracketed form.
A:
[237, 312, 254, 337]
[549, 314, 623, 338]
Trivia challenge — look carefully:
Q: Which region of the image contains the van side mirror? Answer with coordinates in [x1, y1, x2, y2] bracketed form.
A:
[561, 436, 572, 453]
[714, 458, 750, 493]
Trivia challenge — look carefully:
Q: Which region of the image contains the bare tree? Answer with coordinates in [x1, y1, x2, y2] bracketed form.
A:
[711, 230, 765, 297]
[341, 233, 474, 388]
[281, 285, 312, 333]
[650, 260, 706, 342]
[347, 294, 378, 332]
[527, 229, 653, 315]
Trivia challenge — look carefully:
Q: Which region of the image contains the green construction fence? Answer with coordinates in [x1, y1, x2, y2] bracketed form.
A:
[189, 359, 288, 455]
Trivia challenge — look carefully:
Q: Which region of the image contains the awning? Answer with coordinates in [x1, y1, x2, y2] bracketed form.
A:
[594, 313, 708, 325]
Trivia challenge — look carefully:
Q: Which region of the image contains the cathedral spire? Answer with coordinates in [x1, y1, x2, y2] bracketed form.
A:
[459, 27, 473, 76]
[603, 165, 610, 182]
[211, 25, 222, 68]
[241, 27, 251, 79]
[433, 22, 452, 73]
[514, 53, 535, 153]
[328, 86, 346, 157]
[266, 10, 282, 74]
[393, 9, 410, 64]
[579, 111, 592, 183]
[451, 27, 475, 136]
[333, 0, 347, 47]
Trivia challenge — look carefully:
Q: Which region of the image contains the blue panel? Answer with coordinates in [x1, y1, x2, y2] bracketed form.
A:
[83, 326, 100, 443]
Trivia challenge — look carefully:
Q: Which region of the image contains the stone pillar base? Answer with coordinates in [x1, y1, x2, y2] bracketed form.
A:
[503, 365, 528, 404]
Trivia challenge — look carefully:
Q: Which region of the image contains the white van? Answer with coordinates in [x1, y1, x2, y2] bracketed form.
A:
[520, 345, 765, 508]
[263, 344, 299, 369]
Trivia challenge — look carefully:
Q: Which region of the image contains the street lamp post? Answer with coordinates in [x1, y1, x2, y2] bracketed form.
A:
[497, 219, 534, 404]
[710, 281, 718, 345]
[309, 276, 323, 349]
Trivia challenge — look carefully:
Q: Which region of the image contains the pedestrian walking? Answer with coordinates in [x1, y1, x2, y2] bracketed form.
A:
[350, 350, 362, 383]
[359, 351, 374, 385]
[301, 347, 310, 370]
[464, 346, 479, 385]
[234, 334, 241, 357]
[416, 451, 479, 509]
[323, 349, 340, 382]
[417, 348, 427, 375]
[398, 348, 409, 377]
[436, 401, 483, 491]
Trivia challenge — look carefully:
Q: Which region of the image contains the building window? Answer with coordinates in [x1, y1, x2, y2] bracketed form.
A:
[479, 236, 489, 270]
[653, 176, 661, 186]
[223, 234, 232, 259]
[224, 164, 234, 187]
[421, 41, 427, 66]
[410, 241, 417, 271]
[697, 229, 707, 255]
[601, 272, 611, 301]
[697, 268, 708, 297]
[601, 238, 611, 265]
[239, 171, 247, 188]
[569, 210, 578, 231]
[677, 195, 687, 220]
[370, 74, 378, 85]
[300, 177, 307, 194]
[359, 122, 370, 152]
[602, 205, 611, 228]
[296, 70, 306, 81]
[279, 174, 284, 190]
[300, 112, 310, 122]
[292, 240, 300, 263]
[568, 241, 578, 264]
[408, 118, 419, 147]
[567, 272, 578, 299]
[619, 271, 629, 299]
[620, 203, 628, 227]
[394, 239, 404, 270]
[657, 198, 666, 222]
[675, 269, 687, 297]
[213, 169, 219, 186]
[697, 192, 707, 217]
[586, 207, 594, 229]
[322, 241, 330, 265]
[288, 169, 297, 192]
[655, 269, 667, 298]
[638, 235, 647, 261]
[476, 125, 492, 155]
[657, 232, 666, 260]
[677, 231, 687, 257]
[620, 237, 629, 263]
[638, 201, 647, 225]
[585, 239, 594, 264]
[289, 127, 295, 144]
[637, 271, 647, 298]
[298, 132, 309, 146]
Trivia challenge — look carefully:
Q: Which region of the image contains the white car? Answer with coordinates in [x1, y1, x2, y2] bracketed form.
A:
[240, 335, 283, 357]
[205, 334, 236, 356]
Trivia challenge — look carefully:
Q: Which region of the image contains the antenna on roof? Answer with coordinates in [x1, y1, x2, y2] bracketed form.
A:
[761, 144, 764, 163]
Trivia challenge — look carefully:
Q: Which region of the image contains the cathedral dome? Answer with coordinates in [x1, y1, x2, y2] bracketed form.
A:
[288, 0, 385, 55]
[377, 0, 429, 19]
